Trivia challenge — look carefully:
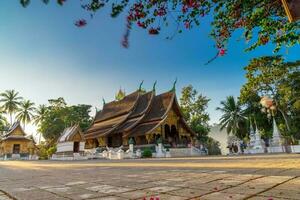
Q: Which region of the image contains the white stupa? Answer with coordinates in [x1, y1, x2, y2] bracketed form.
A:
[248, 122, 265, 154]
[272, 118, 282, 146]
[268, 118, 285, 153]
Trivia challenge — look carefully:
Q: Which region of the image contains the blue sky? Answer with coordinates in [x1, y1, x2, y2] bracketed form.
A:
[0, 1, 299, 135]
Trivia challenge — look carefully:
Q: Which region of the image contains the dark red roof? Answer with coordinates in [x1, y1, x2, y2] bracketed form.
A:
[142, 91, 174, 122]
[115, 91, 153, 133]
[85, 89, 194, 139]
[94, 91, 139, 122]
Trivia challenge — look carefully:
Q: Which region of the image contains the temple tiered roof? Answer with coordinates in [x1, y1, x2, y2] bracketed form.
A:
[58, 125, 84, 143]
[85, 89, 194, 139]
[1, 122, 32, 141]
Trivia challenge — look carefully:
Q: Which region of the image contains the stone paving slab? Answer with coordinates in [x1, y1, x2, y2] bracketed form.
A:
[1, 154, 300, 200]
[9, 189, 67, 200]
[197, 191, 248, 200]
[166, 188, 210, 198]
[115, 190, 158, 199]
[260, 189, 300, 200]
[247, 196, 290, 200]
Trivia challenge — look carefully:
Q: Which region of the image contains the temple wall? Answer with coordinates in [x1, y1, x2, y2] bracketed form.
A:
[80, 142, 85, 151]
[151, 108, 191, 138]
[98, 137, 106, 147]
[0, 140, 34, 155]
[57, 142, 74, 153]
[57, 142, 85, 153]
[178, 125, 191, 137]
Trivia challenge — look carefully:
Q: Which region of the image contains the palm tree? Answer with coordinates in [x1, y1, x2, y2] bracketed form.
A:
[16, 100, 35, 130]
[216, 96, 246, 138]
[0, 90, 23, 124]
[0, 107, 9, 134]
[33, 104, 47, 143]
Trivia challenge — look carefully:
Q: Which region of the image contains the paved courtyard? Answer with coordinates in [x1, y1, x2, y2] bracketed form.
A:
[1, 154, 300, 200]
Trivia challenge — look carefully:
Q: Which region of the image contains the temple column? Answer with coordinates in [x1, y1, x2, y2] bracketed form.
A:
[161, 125, 165, 140]
[123, 137, 128, 146]
[146, 134, 153, 144]
[98, 137, 106, 147]
[135, 136, 142, 145]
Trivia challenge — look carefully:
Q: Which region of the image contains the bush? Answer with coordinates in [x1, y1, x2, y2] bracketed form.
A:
[142, 148, 152, 158]
[37, 143, 57, 160]
[37, 144, 48, 160]
[206, 137, 222, 155]
[47, 145, 57, 157]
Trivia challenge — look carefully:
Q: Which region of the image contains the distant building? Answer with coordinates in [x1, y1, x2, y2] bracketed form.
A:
[85, 88, 195, 148]
[0, 122, 37, 160]
[209, 124, 229, 155]
[56, 125, 85, 157]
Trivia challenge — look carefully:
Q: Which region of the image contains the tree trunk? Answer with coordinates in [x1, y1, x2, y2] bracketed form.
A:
[277, 107, 291, 132]
[39, 133, 42, 144]
[274, 98, 291, 132]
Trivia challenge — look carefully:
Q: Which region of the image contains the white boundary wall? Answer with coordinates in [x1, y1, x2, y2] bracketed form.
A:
[57, 142, 85, 153]
[57, 142, 73, 153]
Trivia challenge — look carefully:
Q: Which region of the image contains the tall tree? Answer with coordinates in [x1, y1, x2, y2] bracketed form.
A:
[33, 104, 48, 143]
[0, 90, 23, 124]
[64, 104, 93, 131]
[240, 56, 300, 134]
[241, 93, 272, 139]
[38, 98, 92, 142]
[16, 100, 35, 130]
[33, 104, 47, 125]
[216, 96, 247, 139]
[180, 85, 210, 142]
[0, 107, 9, 133]
[180, 85, 221, 154]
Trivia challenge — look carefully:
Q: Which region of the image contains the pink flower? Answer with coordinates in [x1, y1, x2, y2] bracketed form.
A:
[218, 48, 226, 56]
[75, 19, 87, 27]
[184, 21, 191, 29]
[148, 28, 159, 35]
[137, 21, 146, 28]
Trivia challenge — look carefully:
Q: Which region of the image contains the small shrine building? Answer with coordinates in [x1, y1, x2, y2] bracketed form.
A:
[0, 122, 36, 160]
[56, 125, 85, 156]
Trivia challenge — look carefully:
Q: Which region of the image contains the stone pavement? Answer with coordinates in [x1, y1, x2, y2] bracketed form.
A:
[1, 154, 300, 200]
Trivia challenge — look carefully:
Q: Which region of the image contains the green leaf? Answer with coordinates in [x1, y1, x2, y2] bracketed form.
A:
[20, 0, 30, 8]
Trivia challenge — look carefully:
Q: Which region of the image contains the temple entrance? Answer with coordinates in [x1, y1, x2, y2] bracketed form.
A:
[165, 124, 171, 142]
[95, 139, 99, 147]
[107, 136, 113, 147]
[73, 142, 79, 153]
[107, 134, 123, 147]
[13, 144, 20, 154]
[170, 125, 179, 147]
[165, 124, 179, 147]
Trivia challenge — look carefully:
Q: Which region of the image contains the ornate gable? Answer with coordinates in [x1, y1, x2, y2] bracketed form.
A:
[5, 122, 26, 137]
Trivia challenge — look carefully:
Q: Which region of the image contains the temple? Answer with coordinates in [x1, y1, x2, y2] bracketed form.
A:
[85, 84, 195, 148]
[0, 122, 37, 160]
